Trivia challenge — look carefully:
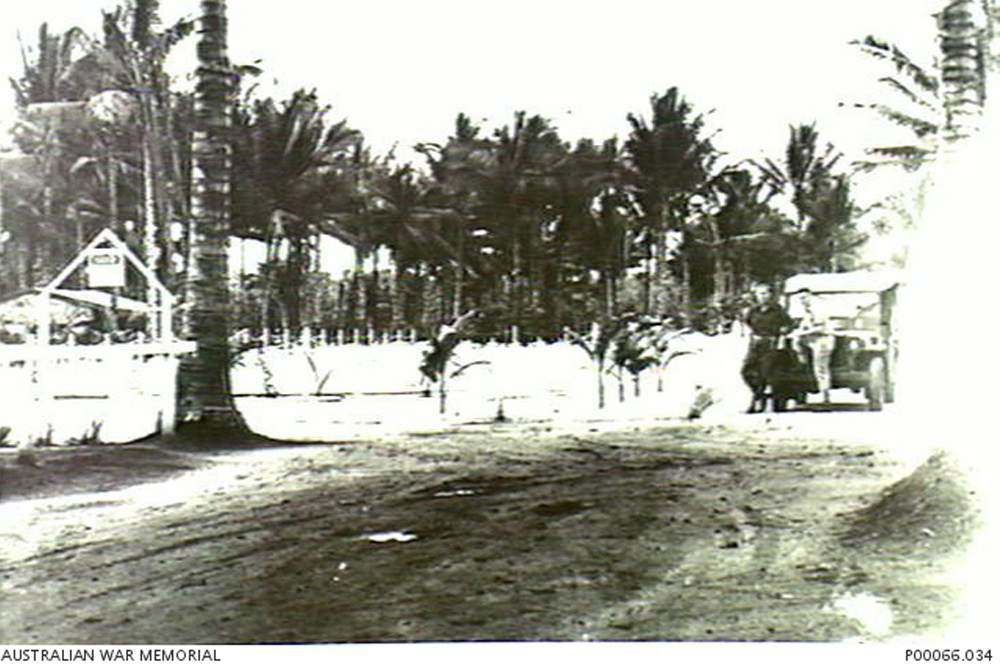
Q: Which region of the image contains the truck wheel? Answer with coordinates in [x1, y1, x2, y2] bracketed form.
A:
[866, 357, 886, 411]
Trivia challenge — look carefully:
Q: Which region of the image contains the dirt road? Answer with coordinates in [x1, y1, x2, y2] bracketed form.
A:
[0, 413, 980, 643]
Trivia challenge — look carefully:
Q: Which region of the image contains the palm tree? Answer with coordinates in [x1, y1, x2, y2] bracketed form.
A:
[81, 3, 195, 284]
[850, 36, 942, 170]
[9, 23, 93, 106]
[178, 0, 247, 433]
[6, 23, 95, 287]
[365, 164, 464, 325]
[418, 112, 568, 337]
[416, 114, 492, 324]
[802, 174, 866, 272]
[553, 137, 634, 321]
[758, 125, 865, 274]
[230, 88, 362, 331]
[759, 123, 841, 229]
[5, 105, 78, 286]
[623, 87, 717, 316]
[566, 315, 629, 409]
[469, 112, 566, 334]
[698, 167, 778, 310]
[851, 0, 991, 167]
[326, 160, 464, 333]
[10, 9, 195, 285]
[847, 1, 992, 270]
[64, 91, 143, 243]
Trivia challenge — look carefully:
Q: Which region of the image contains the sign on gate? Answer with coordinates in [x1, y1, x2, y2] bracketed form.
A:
[85, 248, 126, 287]
[24, 227, 193, 441]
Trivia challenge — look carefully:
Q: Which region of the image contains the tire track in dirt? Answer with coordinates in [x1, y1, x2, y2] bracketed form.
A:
[0, 421, 954, 643]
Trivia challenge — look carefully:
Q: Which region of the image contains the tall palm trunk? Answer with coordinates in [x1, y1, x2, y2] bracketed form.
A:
[107, 151, 119, 227]
[510, 230, 523, 330]
[642, 238, 654, 314]
[38, 118, 58, 285]
[601, 268, 617, 319]
[162, 95, 190, 291]
[352, 247, 366, 330]
[139, 93, 173, 289]
[141, 116, 159, 285]
[130, 0, 167, 299]
[369, 245, 380, 331]
[640, 201, 662, 315]
[452, 227, 464, 320]
[706, 216, 728, 322]
[178, 0, 247, 433]
[939, 0, 987, 141]
[0, 166, 8, 295]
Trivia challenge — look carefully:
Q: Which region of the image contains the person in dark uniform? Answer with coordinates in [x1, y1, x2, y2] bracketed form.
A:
[740, 286, 797, 412]
[744, 287, 796, 337]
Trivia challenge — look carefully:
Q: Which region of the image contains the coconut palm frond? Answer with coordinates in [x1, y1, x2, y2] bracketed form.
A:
[160, 18, 195, 51]
[872, 105, 939, 137]
[878, 76, 940, 111]
[852, 36, 939, 95]
[450, 360, 490, 379]
[866, 145, 935, 158]
[852, 145, 936, 172]
[754, 157, 788, 190]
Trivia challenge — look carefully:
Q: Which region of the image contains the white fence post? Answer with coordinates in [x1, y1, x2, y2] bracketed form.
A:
[29, 350, 52, 447]
[159, 353, 180, 436]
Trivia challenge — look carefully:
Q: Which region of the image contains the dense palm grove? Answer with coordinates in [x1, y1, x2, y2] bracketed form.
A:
[0, 3, 873, 341]
[0, 0, 991, 344]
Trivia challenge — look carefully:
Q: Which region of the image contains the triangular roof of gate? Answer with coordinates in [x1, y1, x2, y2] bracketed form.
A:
[42, 227, 173, 304]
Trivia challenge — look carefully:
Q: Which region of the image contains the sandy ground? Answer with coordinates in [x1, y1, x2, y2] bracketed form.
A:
[0, 405, 986, 645]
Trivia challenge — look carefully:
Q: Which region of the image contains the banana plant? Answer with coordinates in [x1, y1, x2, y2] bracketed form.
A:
[566, 315, 629, 409]
[418, 310, 481, 414]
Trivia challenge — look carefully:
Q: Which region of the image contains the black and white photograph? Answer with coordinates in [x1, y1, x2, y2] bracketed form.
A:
[0, 0, 997, 661]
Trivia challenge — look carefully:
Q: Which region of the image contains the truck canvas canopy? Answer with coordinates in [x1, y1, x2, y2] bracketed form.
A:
[783, 270, 903, 295]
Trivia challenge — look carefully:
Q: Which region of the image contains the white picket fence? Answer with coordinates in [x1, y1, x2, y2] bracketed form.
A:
[233, 327, 420, 349]
[0, 340, 194, 447]
[232, 325, 543, 349]
[0, 328, 752, 446]
[229, 331, 753, 441]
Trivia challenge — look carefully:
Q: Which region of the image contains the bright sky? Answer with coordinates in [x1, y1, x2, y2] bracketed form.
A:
[2, 0, 942, 192]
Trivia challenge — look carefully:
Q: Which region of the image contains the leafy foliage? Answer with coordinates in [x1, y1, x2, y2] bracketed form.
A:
[231, 88, 363, 329]
[3, 4, 889, 345]
[850, 35, 942, 170]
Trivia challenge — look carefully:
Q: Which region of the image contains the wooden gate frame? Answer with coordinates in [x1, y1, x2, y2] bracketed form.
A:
[29, 228, 193, 438]
[35, 228, 175, 345]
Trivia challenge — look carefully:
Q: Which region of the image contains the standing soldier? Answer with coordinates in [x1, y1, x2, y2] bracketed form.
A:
[741, 285, 797, 413]
[790, 288, 835, 404]
[744, 285, 796, 338]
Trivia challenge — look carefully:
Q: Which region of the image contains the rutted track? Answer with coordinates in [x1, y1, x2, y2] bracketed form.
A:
[0, 419, 976, 643]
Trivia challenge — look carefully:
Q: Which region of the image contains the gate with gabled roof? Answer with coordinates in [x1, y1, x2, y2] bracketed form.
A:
[0, 229, 194, 445]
